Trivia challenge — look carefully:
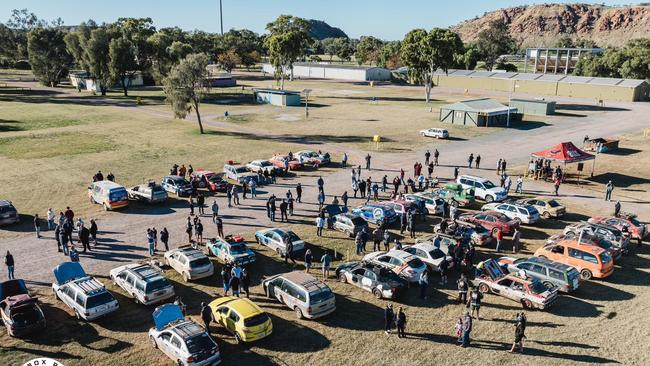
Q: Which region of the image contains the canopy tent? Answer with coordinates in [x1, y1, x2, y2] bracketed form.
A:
[531, 142, 594, 163]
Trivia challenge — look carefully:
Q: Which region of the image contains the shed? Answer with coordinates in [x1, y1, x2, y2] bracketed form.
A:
[253, 88, 301, 107]
[262, 63, 391, 82]
[439, 98, 518, 127]
[509, 98, 556, 116]
[204, 72, 236, 87]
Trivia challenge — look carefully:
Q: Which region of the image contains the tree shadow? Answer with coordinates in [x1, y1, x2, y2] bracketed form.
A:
[587, 173, 650, 188]
[511, 120, 551, 131]
[555, 104, 629, 112]
[0, 119, 23, 132]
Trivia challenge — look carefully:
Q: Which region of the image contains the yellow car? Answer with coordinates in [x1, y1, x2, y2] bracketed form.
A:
[517, 198, 566, 219]
[208, 296, 272, 343]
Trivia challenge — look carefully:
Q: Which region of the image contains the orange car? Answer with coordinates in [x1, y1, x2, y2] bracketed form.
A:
[534, 239, 613, 280]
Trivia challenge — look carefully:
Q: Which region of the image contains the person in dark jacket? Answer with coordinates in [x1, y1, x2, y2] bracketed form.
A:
[89, 219, 98, 245]
[54, 224, 62, 252]
[221, 266, 231, 296]
[296, 183, 303, 203]
[384, 304, 394, 335]
[160, 228, 169, 251]
[396, 307, 407, 338]
[78, 225, 91, 252]
[200, 302, 212, 332]
[229, 275, 240, 297]
[457, 274, 469, 303]
[284, 234, 296, 264]
[5, 251, 14, 280]
[241, 269, 250, 298]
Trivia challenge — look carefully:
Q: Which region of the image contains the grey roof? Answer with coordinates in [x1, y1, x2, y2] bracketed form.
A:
[440, 98, 516, 114]
[293, 62, 387, 71]
[470, 71, 496, 78]
[511, 98, 555, 104]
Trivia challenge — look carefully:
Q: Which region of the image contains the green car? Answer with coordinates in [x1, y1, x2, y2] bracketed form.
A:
[431, 183, 475, 207]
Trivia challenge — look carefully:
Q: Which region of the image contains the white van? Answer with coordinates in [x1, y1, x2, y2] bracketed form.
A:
[457, 175, 507, 203]
[88, 181, 129, 210]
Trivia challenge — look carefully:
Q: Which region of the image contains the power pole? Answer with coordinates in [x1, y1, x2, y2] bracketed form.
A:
[219, 0, 224, 35]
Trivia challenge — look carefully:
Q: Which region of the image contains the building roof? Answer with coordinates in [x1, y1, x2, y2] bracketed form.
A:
[440, 98, 517, 115]
[253, 88, 301, 95]
[510, 98, 555, 105]
[293, 62, 387, 71]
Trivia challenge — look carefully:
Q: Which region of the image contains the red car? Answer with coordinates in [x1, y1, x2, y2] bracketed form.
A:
[270, 155, 303, 171]
[190, 170, 230, 192]
[588, 216, 647, 243]
[457, 211, 519, 236]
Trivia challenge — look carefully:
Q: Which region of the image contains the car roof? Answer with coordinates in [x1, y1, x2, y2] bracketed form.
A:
[210, 297, 263, 318]
[410, 243, 437, 251]
[525, 257, 574, 271]
[459, 174, 489, 182]
[171, 320, 205, 339]
[164, 175, 186, 180]
[0, 200, 14, 207]
[193, 170, 215, 175]
[555, 239, 606, 254]
[91, 180, 125, 190]
[174, 247, 207, 259]
[386, 249, 417, 260]
[281, 271, 330, 292]
[122, 264, 164, 282]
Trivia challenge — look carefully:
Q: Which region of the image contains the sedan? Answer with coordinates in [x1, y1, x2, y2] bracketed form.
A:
[335, 261, 408, 299]
[255, 228, 305, 258]
[206, 236, 256, 266]
[457, 211, 520, 236]
[246, 160, 278, 174]
[402, 243, 453, 272]
[481, 202, 540, 225]
[589, 216, 647, 243]
[269, 155, 303, 171]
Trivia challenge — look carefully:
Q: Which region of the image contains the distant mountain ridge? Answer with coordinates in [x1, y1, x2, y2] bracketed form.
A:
[308, 19, 348, 40]
[452, 3, 650, 48]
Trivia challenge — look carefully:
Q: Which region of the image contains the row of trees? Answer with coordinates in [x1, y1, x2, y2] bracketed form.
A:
[574, 39, 650, 80]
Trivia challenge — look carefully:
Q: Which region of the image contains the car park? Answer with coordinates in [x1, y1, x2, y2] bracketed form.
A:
[262, 271, 336, 319]
[497, 256, 581, 293]
[534, 239, 614, 280]
[109, 263, 175, 305]
[295, 150, 331, 166]
[481, 202, 540, 224]
[0, 279, 46, 337]
[161, 175, 193, 197]
[255, 228, 306, 258]
[149, 304, 221, 366]
[352, 204, 398, 226]
[457, 211, 520, 236]
[88, 180, 129, 211]
[164, 247, 214, 282]
[206, 236, 256, 266]
[245, 160, 278, 174]
[430, 183, 475, 207]
[516, 198, 566, 219]
[191, 170, 229, 192]
[589, 216, 647, 243]
[404, 193, 444, 215]
[564, 222, 630, 252]
[52, 262, 119, 321]
[473, 259, 559, 310]
[335, 261, 408, 299]
[457, 175, 507, 202]
[454, 221, 494, 247]
[362, 250, 427, 282]
[0, 200, 19, 225]
[419, 127, 449, 139]
[269, 155, 303, 171]
[402, 243, 453, 272]
[208, 296, 272, 343]
[127, 181, 168, 203]
[223, 164, 258, 184]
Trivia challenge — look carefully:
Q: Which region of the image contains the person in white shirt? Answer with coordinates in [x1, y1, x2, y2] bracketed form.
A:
[46, 208, 55, 230]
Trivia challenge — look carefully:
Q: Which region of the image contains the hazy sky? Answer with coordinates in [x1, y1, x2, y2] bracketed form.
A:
[1, 1, 625, 40]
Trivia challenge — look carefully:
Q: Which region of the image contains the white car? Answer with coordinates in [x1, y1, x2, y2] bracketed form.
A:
[164, 247, 214, 282]
[149, 304, 221, 366]
[457, 175, 507, 202]
[223, 164, 257, 184]
[246, 160, 277, 174]
[255, 228, 306, 258]
[419, 128, 449, 139]
[362, 250, 427, 282]
[109, 263, 175, 305]
[52, 262, 119, 321]
[481, 202, 540, 225]
[404, 193, 444, 215]
[402, 243, 454, 272]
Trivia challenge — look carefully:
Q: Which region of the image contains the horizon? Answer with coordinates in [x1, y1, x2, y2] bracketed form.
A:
[0, 0, 628, 40]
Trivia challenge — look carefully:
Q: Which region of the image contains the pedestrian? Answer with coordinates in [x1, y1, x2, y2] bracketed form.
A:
[288, 196, 294, 215]
[58, 211, 65, 226]
[226, 187, 232, 208]
[221, 265, 231, 296]
[425, 150, 431, 165]
[352, 180, 359, 198]
[497, 158, 502, 175]
[383, 230, 391, 251]
[461, 312, 473, 347]
[511, 228, 521, 254]
[152, 227, 158, 250]
[318, 190, 325, 211]
[469, 287, 483, 319]
[5, 251, 14, 280]
[455, 317, 464, 343]
[515, 176, 523, 193]
[505, 175, 512, 194]
[342, 152, 348, 167]
[200, 302, 211, 332]
[382, 175, 388, 192]
[197, 193, 205, 215]
[188, 197, 195, 216]
[614, 200, 621, 217]
[454, 167, 459, 181]
[284, 234, 296, 264]
[241, 269, 250, 297]
[384, 304, 395, 335]
[60, 228, 69, 256]
[495, 227, 503, 252]
[250, 179, 257, 198]
[434, 149, 439, 166]
[231, 185, 240, 205]
[161, 228, 169, 251]
[605, 180, 614, 201]
[358, 179, 366, 199]
[317, 176, 324, 192]
[501, 159, 507, 174]
[341, 191, 349, 208]
[509, 315, 527, 353]
[400, 211, 407, 235]
[439, 258, 448, 285]
[89, 219, 98, 245]
[69, 245, 80, 262]
[229, 274, 240, 297]
[365, 154, 371, 170]
[355, 230, 364, 255]
[46, 208, 55, 230]
[269, 196, 276, 222]
[396, 307, 407, 338]
[79, 224, 90, 252]
[372, 182, 379, 201]
[475, 155, 481, 169]
[195, 220, 203, 243]
[54, 224, 62, 252]
[428, 162, 434, 177]
[215, 216, 224, 238]
[554, 176, 561, 196]
[211, 200, 219, 223]
[34, 214, 41, 238]
[304, 249, 313, 273]
[280, 200, 289, 222]
[372, 227, 382, 251]
[64, 206, 74, 222]
[321, 251, 332, 281]
[147, 229, 155, 256]
[407, 211, 416, 238]
[107, 172, 115, 181]
[185, 217, 193, 243]
[419, 269, 429, 300]
[468, 153, 474, 169]
[457, 274, 468, 303]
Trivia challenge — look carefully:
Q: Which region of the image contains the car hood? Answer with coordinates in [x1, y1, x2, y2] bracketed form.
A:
[153, 303, 185, 331]
[2, 294, 37, 308]
[497, 256, 517, 265]
[53, 262, 86, 285]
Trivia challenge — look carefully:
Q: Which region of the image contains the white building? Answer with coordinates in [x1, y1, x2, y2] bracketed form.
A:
[262, 62, 391, 82]
[69, 71, 144, 92]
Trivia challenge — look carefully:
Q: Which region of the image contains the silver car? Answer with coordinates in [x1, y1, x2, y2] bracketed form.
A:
[110, 263, 175, 305]
[164, 247, 214, 282]
[262, 271, 336, 320]
[402, 243, 453, 272]
[255, 228, 305, 258]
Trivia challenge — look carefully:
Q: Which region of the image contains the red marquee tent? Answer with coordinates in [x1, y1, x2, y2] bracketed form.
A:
[531, 142, 594, 163]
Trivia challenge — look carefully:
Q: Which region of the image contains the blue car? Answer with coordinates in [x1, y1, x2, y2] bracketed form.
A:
[352, 204, 398, 226]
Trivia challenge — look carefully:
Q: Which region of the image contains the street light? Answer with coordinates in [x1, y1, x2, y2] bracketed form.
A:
[507, 84, 520, 128]
[303, 89, 312, 118]
[219, 0, 224, 35]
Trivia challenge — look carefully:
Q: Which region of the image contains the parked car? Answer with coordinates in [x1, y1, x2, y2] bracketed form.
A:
[295, 150, 331, 166]
[327, 210, 368, 237]
[454, 221, 494, 247]
[206, 236, 256, 266]
[0, 200, 19, 225]
[223, 164, 258, 184]
[161, 175, 193, 197]
[516, 198, 566, 219]
[191, 170, 229, 192]
[473, 259, 559, 310]
[246, 160, 278, 174]
[127, 181, 168, 204]
[208, 296, 272, 343]
[352, 204, 398, 226]
[109, 263, 175, 305]
[52, 262, 119, 320]
[88, 180, 129, 211]
[534, 239, 614, 280]
[457, 175, 507, 203]
[419, 127, 449, 139]
[149, 303, 221, 366]
[362, 250, 427, 283]
[404, 193, 444, 215]
[335, 261, 408, 299]
[255, 228, 305, 258]
[0, 279, 46, 337]
[416, 233, 460, 255]
[564, 222, 630, 253]
[457, 211, 520, 236]
[430, 183, 475, 207]
[481, 202, 540, 225]
[402, 243, 453, 272]
[548, 232, 622, 262]
[269, 155, 303, 171]
[386, 199, 427, 218]
[497, 256, 581, 293]
[262, 271, 336, 319]
[589, 216, 647, 243]
[164, 247, 214, 282]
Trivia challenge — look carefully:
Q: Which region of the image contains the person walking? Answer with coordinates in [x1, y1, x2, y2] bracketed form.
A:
[89, 219, 98, 245]
[304, 249, 313, 273]
[425, 150, 431, 165]
[605, 180, 614, 201]
[365, 154, 371, 170]
[321, 251, 332, 281]
[280, 200, 289, 222]
[475, 155, 481, 169]
[372, 227, 382, 251]
[501, 160, 507, 174]
[241, 269, 250, 298]
[505, 175, 512, 194]
[317, 190, 325, 211]
[342, 152, 348, 167]
[453, 166, 459, 181]
[497, 158, 502, 175]
[511, 228, 521, 254]
[439, 258, 449, 286]
[221, 266, 231, 296]
[200, 302, 211, 332]
[509, 313, 527, 353]
[396, 307, 407, 338]
[33, 214, 41, 238]
[46, 208, 55, 230]
[250, 179, 257, 198]
[515, 176, 523, 193]
[341, 191, 349, 208]
[316, 216, 325, 237]
[495, 227, 503, 252]
[383, 230, 391, 251]
[195, 220, 204, 244]
[54, 224, 62, 252]
[147, 229, 155, 256]
[160, 228, 169, 251]
[268, 196, 276, 222]
[469, 287, 483, 320]
[5, 251, 14, 280]
[185, 217, 193, 243]
[433, 149, 440, 166]
[461, 312, 473, 347]
[215, 216, 224, 238]
[457, 274, 469, 303]
[419, 269, 429, 300]
[384, 304, 395, 335]
[295, 183, 302, 203]
[60, 228, 69, 256]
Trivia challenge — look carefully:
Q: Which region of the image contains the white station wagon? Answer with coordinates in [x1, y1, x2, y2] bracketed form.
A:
[482, 202, 541, 225]
[109, 263, 175, 305]
[164, 247, 214, 282]
[362, 250, 427, 282]
[419, 128, 449, 139]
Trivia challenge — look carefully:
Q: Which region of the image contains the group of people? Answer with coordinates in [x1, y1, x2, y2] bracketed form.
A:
[91, 170, 115, 183]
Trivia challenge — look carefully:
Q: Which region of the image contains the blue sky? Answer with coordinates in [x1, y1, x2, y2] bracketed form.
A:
[1, 0, 623, 40]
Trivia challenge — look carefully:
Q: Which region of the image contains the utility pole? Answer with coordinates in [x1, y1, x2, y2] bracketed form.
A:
[219, 0, 224, 35]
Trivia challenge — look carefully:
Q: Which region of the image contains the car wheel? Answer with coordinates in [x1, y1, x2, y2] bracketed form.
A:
[176, 360, 183, 366]
[255, 236, 260, 244]
[485, 195, 494, 203]
[133, 294, 140, 304]
[580, 269, 593, 281]
[372, 288, 383, 299]
[421, 133, 426, 137]
[542, 212, 551, 219]
[294, 307, 304, 320]
[478, 283, 490, 294]
[543, 281, 554, 289]
[235, 332, 243, 344]
[339, 274, 347, 283]
[345, 229, 352, 237]
[276, 248, 283, 258]
[150, 335, 158, 349]
[521, 299, 533, 309]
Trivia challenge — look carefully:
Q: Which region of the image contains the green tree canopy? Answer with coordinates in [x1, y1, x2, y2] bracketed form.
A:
[163, 53, 209, 134]
[108, 37, 137, 96]
[264, 15, 312, 89]
[476, 20, 516, 71]
[27, 27, 72, 87]
[355, 36, 383, 66]
[379, 40, 402, 69]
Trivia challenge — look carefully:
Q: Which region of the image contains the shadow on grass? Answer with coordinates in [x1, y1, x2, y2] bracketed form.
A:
[555, 103, 629, 112]
[587, 172, 650, 188]
[202, 129, 388, 146]
[511, 120, 551, 130]
[472, 339, 619, 364]
[604, 147, 642, 156]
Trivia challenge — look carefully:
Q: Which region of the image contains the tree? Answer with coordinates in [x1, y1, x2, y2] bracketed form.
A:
[112, 17, 156, 72]
[264, 15, 312, 89]
[7, 9, 46, 60]
[454, 43, 480, 70]
[109, 37, 137, 96]
[574, 39, 650, 80]
[168, 41, 193, 62]
[476, 20, 515, 71]
[401, 28, 463, 102]
[554, 36, 575, 48]
[27, 27, 71, 87]
[0, 24, 17, 60]
[84, 28, 113, 95]
[217, 49, 241, 72]
[163, 53, 209, 134]
[355, 36, 383, 66]
[379, 41, 402, 69]
[332, 37, 353, 61]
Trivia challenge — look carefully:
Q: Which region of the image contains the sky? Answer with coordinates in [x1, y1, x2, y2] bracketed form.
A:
[1, 0, 625, 40]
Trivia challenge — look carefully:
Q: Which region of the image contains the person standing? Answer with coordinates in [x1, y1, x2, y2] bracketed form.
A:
[284, 234, 296, 264]
[457, 274, 468, 303]
[384, 304, 394, 335]
[511, 228, 521, 254]
[221, 266, 231, 296]
[365, 154, 371, 170]
[215, 216, 224, 238]
[229, 273, 240, 297]
[554, 176, 561, 196]
[185, 217, 193, 243]
[497, 158, 502, 175]
[355, 230, 364, 255]
[321, 251, 332, 281]
[317, 191, 325, 211]
[250, 179, 257, 198]
[453, 166, 459, 181]
[400, 211, 407, 235]
[60, 228, 69, 256]
[382, 175, 388, 192]
[89, 219, 98, 245]
[509, 314, 527, 353]
[342, 152, 348, 167]
[341, 191, 349, 208]
[316, 216, 325, 237]
[495, 227, 503, 252]
[226, 187, 232, 208]
[614, 200, 621, 217]
[197, 193, 205, 215]
[469, 287, 483, 319]
[200, 302, 211, 332]
[372, 227, 382, 251]
[396, 307, 407, 338]
[46, 208, 55, 230]
[160, 227, 170, 251]
[475, 155, 481, 169]
[5, 251, 14, 280]
[280, 200, 289, 222]
[505, 175, 512, 194]
[34, 214, 41, 238]
[295, 183, 303, 203]
[352, 180, 359, 198]
[434, 149, 439, 166]
[147, 229, 155, 256]
[304, 249, 313, 273]
[605, 180, 614, 201]
[69, 245, 80, 262]
[425, 150, 431, 165]
[407, 211, 416, 238]
[515, 176, 523, 193]
[54, 224, 62, 252]
[288, 195, 294, 216]
[231, 185, 240, 206]
[195, 220, 204, 244]
[461, 312, 473, 347]
[383, 230, 391, 251]
[211, 200, 219, 223]
[269, 197, 276, 222]
[241, 269, 251, 298]
[439, 258, 448, 286]
[79, 224, 90, 252]
[419, 269, 429, 300]
[467, 153, 474, 169]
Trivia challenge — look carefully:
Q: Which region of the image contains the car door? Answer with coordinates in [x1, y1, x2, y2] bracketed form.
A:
[216, 306, 229, 326]
[350, 268, 364, 288]
[508, 279, 526, 302]
[267, 278, 283, 298]
[123, 273, 136, 296]
[158, 332, 173, 356]
[225, 309, 239, 333]
[168, 334, 183, 360]
[361, 270, 377, 290]
[115, 271, 128, 292]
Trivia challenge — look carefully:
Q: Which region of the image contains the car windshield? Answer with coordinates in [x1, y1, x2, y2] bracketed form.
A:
[259, 161, 272, 167]
[243, 313, 270, 327]
[547, 200, 560, 208]
[235, 167, 248, 173]
[152, 185, 166, 193]
[629, 218, 642, 227]
[186, 333, 215, 354]
[208, 176, 223, 182]
[351, 217, 367, 226]
[527, 207, 539, 215]
[529, 280, 548, 294]
[10, 304, 41, 326]
[429, 249, 445, 259]
[109, 189, 128, 202]
[0, 205, 16, 214]
[189, 257, 211, 268]
[483, 180, 496, 189]
[145, 278, 171, 293]
[229, 244, 247, 255]
[173, 178, 189, 185]
[309, 288, 333, 304]
[600, 251, 612, 264]
[407, 258, 425, 268]
[494, 214, 509, 222]
[86, 291, 115, 308]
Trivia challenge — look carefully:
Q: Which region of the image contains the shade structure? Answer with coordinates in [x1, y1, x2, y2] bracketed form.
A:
[531, 142, 594, 163]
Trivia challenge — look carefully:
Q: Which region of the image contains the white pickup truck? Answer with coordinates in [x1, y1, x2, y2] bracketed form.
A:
[127, 181, 168, 203]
